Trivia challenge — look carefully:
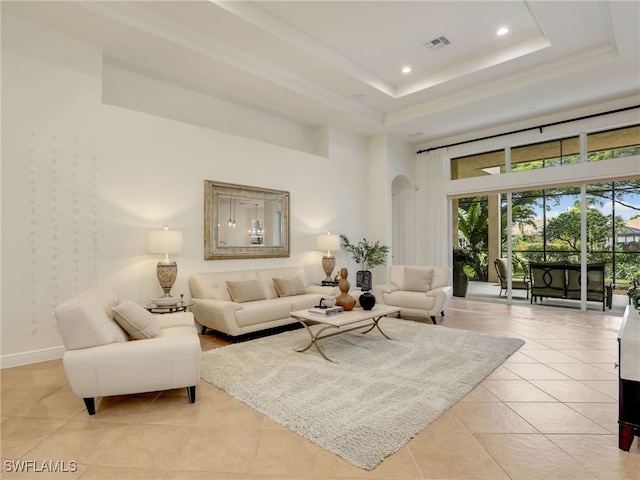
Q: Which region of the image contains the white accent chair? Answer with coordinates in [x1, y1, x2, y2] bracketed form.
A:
[54, 288, 201, 415]
[373, 265, 453, 324]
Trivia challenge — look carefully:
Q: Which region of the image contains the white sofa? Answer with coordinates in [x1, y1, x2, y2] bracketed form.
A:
[189, 266, 338, 337]
[54, 288, 202, 415]
[373, 265, 453, 324]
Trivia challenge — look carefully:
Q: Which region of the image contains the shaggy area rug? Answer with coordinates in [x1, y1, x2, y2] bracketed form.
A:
[200, 318, 524, 470]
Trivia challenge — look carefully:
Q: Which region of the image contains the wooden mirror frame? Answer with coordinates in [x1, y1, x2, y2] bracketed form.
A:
[204, 180, 290, 260]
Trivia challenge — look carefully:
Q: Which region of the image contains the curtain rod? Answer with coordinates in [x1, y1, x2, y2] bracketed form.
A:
[416, 104, 640, 154]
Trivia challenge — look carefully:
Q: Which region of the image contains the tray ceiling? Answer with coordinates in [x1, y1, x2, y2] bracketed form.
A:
[3, 1, 639, 145]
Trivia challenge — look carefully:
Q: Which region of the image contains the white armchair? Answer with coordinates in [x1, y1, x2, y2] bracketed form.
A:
[373, 265, 453, 324]
[54, 288, 201, 415]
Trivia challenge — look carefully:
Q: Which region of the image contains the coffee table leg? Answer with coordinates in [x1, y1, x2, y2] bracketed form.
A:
[360, 316, 392, 339]
[295, 321, 339, 363]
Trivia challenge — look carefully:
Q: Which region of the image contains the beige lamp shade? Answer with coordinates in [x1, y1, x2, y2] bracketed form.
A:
[148, 226, 183, 297]
[316, 233, 340, 281]
[316, 233, 340, 254]
[148, 226, 183, 261]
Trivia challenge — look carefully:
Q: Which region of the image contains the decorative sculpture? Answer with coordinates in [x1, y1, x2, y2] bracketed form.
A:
[334, 267, 356, 311]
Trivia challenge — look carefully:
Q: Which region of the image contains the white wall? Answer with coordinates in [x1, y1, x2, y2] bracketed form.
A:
[102, 62, 326, 157]
[1, 13, 376, 366]
[2, 13, 103, 363]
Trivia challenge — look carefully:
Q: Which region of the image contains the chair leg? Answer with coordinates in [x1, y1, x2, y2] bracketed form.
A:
[83, 397, 96, 415]
[201, 325, 208, 335]
[430, 316, 436, 325]
[187, 386, 196, 404]
[441, 310, 445, 316]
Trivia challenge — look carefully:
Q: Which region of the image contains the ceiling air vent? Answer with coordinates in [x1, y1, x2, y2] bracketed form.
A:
[424, 36, 451, 52]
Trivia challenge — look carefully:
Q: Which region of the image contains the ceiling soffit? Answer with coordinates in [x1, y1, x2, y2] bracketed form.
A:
[3, 0, 637, 144]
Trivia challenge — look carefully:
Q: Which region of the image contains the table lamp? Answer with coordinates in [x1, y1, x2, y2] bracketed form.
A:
[316, 233, 341, 282]
[147, 225, 183, 297]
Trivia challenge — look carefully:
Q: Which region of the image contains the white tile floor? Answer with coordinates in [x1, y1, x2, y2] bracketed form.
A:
[2, 298, 639, 479]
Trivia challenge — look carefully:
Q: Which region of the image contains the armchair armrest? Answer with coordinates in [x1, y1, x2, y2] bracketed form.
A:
[63, 335, 201, 398]
[423, 285, 453, 316]
[154, 311, 195, 328]
[190, 298, 244, 335]
[191, 298, 242, 321]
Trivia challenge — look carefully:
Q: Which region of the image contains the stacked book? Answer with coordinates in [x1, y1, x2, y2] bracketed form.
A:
[308, 306, 344, 316]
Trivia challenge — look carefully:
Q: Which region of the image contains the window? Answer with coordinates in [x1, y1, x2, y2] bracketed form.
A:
[451, 124, 640, 293]
[451, 124, 639, 178]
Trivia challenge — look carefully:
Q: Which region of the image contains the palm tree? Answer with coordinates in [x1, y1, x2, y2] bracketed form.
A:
[458, 201, 489, 280]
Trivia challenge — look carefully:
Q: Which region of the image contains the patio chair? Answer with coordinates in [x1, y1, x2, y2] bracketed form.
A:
[494, 258, 530, 299]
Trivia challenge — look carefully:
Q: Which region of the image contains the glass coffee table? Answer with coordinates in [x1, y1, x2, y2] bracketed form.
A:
[290, 305, 400, 362]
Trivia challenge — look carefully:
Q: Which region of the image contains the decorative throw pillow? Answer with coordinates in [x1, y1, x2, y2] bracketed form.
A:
[111, 300, 160, 340]
[273, 276, 306, 297]
[227, 279, 267, 303]
[404, 267, 434, 293]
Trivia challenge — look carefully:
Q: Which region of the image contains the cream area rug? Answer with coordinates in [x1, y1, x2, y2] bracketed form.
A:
[200, 318, 525, 470]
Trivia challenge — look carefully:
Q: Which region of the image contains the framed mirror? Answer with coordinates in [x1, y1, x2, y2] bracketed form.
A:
[204, 180, 290, 260]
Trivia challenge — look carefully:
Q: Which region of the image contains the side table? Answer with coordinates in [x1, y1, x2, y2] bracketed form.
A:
[144, 300, 195, 314]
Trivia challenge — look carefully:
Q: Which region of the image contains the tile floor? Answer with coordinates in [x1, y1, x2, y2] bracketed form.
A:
[2, 298, 639, 479]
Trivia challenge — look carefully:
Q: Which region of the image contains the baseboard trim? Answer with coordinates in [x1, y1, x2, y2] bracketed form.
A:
[1, 346, 65, 369]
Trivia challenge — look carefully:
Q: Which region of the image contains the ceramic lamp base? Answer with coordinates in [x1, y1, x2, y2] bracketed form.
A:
[321, 255, 336, 281]
[156, 261, 177, 297]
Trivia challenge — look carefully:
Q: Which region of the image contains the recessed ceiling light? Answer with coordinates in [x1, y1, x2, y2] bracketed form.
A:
[402, 66, 412, 74]
[497, 27, 509, 36]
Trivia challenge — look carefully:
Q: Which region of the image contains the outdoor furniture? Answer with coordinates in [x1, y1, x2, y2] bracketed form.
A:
[529, 261, 611, 311]
[494, 258, 530, 299]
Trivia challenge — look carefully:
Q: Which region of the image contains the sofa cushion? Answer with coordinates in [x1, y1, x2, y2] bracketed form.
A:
[273, 276, 307, 297]
[112, 300, 160, 340]
[190, 270, 258, 301]
[404, 267, 434, 292]
[257, 267, 310, 299]
[227, 279, 267, 303]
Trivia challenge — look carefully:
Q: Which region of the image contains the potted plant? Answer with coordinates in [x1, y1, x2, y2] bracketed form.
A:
[340, 234, 390, 291]
[453, 247, 471, 297]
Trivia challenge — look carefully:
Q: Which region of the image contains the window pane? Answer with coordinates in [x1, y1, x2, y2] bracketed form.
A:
[545, 191, 581, 261]
[451, 150, 504, 180]
[510, 136, 580, 172]
[612, 179, 640, 287]
[587, 125, 640, 162]
[455, 196, 489, 280]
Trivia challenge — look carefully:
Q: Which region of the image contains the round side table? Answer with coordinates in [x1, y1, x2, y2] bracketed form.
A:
[144, 300, 195, 314]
